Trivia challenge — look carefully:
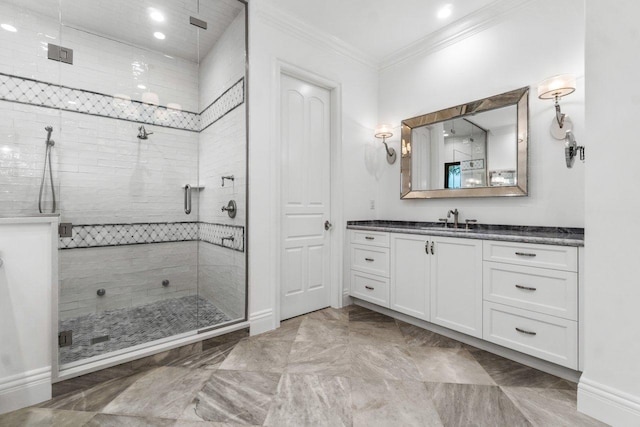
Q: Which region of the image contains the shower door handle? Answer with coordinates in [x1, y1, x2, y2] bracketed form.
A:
[184, 184, 192, 214]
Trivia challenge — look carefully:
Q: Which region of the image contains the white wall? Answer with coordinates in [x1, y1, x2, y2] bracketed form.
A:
[248, 0, 379, 332]
[578, 1, 640, 425]
[377, 0, 585, 227]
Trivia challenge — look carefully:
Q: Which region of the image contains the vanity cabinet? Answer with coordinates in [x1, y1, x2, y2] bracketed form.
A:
[348, 227, 582, 370]
[482, 241, 579, 369]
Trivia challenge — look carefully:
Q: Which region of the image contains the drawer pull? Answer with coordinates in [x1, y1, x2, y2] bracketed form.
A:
[425, 241, 429, 254]
[365, 236, 375, 240]
[365, 285, 375, 290]
[515, 252, 537, 257]
[365, 258, 374, 262]
[515, 284, 537, 291]
[515, 327, 537, 336]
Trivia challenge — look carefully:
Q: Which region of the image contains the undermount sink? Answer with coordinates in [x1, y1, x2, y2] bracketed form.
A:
[420, 227, 471, 232]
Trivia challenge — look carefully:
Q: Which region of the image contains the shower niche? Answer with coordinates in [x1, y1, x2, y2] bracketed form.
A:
[0, 0, 248, 376]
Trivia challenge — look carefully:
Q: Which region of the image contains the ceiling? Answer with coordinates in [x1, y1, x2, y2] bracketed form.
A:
[5, 0, 244, 62]
[266, 0, 498, 62]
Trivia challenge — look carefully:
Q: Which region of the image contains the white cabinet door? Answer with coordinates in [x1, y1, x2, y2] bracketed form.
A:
[430, 237, 483, 338]
[390, 233, 430, 320]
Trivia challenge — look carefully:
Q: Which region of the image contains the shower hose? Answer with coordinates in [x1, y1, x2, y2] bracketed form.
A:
[38, 127, 56, 214]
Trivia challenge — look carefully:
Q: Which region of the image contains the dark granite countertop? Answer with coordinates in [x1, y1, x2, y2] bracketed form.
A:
[347, 220, 584, 247]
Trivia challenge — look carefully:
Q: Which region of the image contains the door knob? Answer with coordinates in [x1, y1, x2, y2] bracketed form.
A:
[324, 220, 332, 231]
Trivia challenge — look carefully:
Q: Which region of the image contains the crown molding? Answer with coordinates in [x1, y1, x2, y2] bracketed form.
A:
[379, 0, 535, 71]
[254, 3, 379, 70]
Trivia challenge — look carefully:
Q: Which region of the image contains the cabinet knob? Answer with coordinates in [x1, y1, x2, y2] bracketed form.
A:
[430, 242, 435, 255]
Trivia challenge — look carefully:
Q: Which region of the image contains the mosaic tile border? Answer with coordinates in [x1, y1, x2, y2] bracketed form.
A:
[200, 78, 245, 132]
[59, 222, 245, 252]
[0, 72, 245, 133]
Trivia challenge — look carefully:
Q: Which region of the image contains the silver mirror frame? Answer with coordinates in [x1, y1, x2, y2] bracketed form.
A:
[400, 87, 529, 199]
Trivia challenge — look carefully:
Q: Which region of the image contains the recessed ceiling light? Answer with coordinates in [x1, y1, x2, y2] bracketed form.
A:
[153, 32, 166, 40]
[437, 4, 453, 19]
[137, 84, 147, 90]
[149, 8, 165, 22]
[1, 24, 17, 32]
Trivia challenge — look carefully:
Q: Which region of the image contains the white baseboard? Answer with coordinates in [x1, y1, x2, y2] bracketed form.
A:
[578, 376, 640, 426]
[0, 367, 51, 415]
[250, 309, 274, 335]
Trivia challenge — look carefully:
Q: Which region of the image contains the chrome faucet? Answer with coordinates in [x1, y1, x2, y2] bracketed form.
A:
[447, 209, 460, 228]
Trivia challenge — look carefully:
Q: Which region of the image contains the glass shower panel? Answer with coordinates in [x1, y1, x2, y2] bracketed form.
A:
[195, 0, 247, 330]
[0, 0, 62, 217]
[56, 0, 202, 366]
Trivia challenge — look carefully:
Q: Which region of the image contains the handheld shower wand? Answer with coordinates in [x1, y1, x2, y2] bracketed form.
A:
[38, 126, 56, 213]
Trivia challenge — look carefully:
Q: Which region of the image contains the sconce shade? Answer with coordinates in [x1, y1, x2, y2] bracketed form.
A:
[375, 124, 393, 139]
[537, 74, 576, 99]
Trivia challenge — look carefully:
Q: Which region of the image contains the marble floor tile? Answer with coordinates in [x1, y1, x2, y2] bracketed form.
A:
[201, 328, 249, 351]
[101, 367, 213, 419]
[295, 318, 349, 344]
[39, 370, 150, 412]
[305, 307, 349, 322]
[264, 373, 351, 427]
[350, 377, 443, 427]
[467, 348, 577, 389]
[348, 305, 395, 323]
[348, 321, 405, 345]
[502, 387, 608, 427]
[285, 341, 351, 377]
[409, 347, 496, 385]
[396, 320, 465, 348]
[349, 343, 421, 381]
[174, 421, 256, 427]
[52, 362, 139, 398]
[131, 342, 203, 371]
[0, 408, 96, 426]
[251, 317, 303, 342]
[168, 342, 237, 371]
[182, 370, 281, 425]
[218, 340, 292, 373]
[85, 413, 175, 426]
[426, 383, 531, 426]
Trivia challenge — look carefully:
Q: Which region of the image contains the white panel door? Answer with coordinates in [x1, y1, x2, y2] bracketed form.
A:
[390, 233, 430, 320]
[280, 74, 331, 320]
[430, 237, 483, 337]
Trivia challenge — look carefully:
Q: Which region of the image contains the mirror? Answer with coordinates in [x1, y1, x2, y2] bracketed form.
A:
[401, 87, 528, 199]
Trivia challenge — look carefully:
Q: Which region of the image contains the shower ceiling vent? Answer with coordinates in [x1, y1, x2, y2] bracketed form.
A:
[189, 16, 207, 30]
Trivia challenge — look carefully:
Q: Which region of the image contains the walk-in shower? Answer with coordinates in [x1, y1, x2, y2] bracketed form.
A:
[0, 0, 248, 378]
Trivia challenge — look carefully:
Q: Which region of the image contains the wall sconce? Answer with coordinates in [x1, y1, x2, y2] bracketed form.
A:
[537, 74, 576, 139]
[375, 124, 396, 164]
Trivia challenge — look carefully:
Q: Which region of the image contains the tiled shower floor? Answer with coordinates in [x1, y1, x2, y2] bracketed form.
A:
[59, 295, 231, 364]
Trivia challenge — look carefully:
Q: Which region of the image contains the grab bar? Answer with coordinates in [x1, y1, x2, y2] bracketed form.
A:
[184, 184, 191, 214]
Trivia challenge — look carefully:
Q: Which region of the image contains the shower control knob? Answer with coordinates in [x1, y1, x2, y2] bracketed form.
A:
[97, 289, 106, 297]
[162, 279, 170, 287]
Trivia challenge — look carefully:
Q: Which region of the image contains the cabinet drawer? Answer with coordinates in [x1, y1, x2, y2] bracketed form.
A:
[351, 244, 390, 277]
[483, 302, 577, 369]
[483, 241, 577, 272]
[351, 230, 390, 247]
[483, 262, 577, 320]
[350, 271, 389, 308]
